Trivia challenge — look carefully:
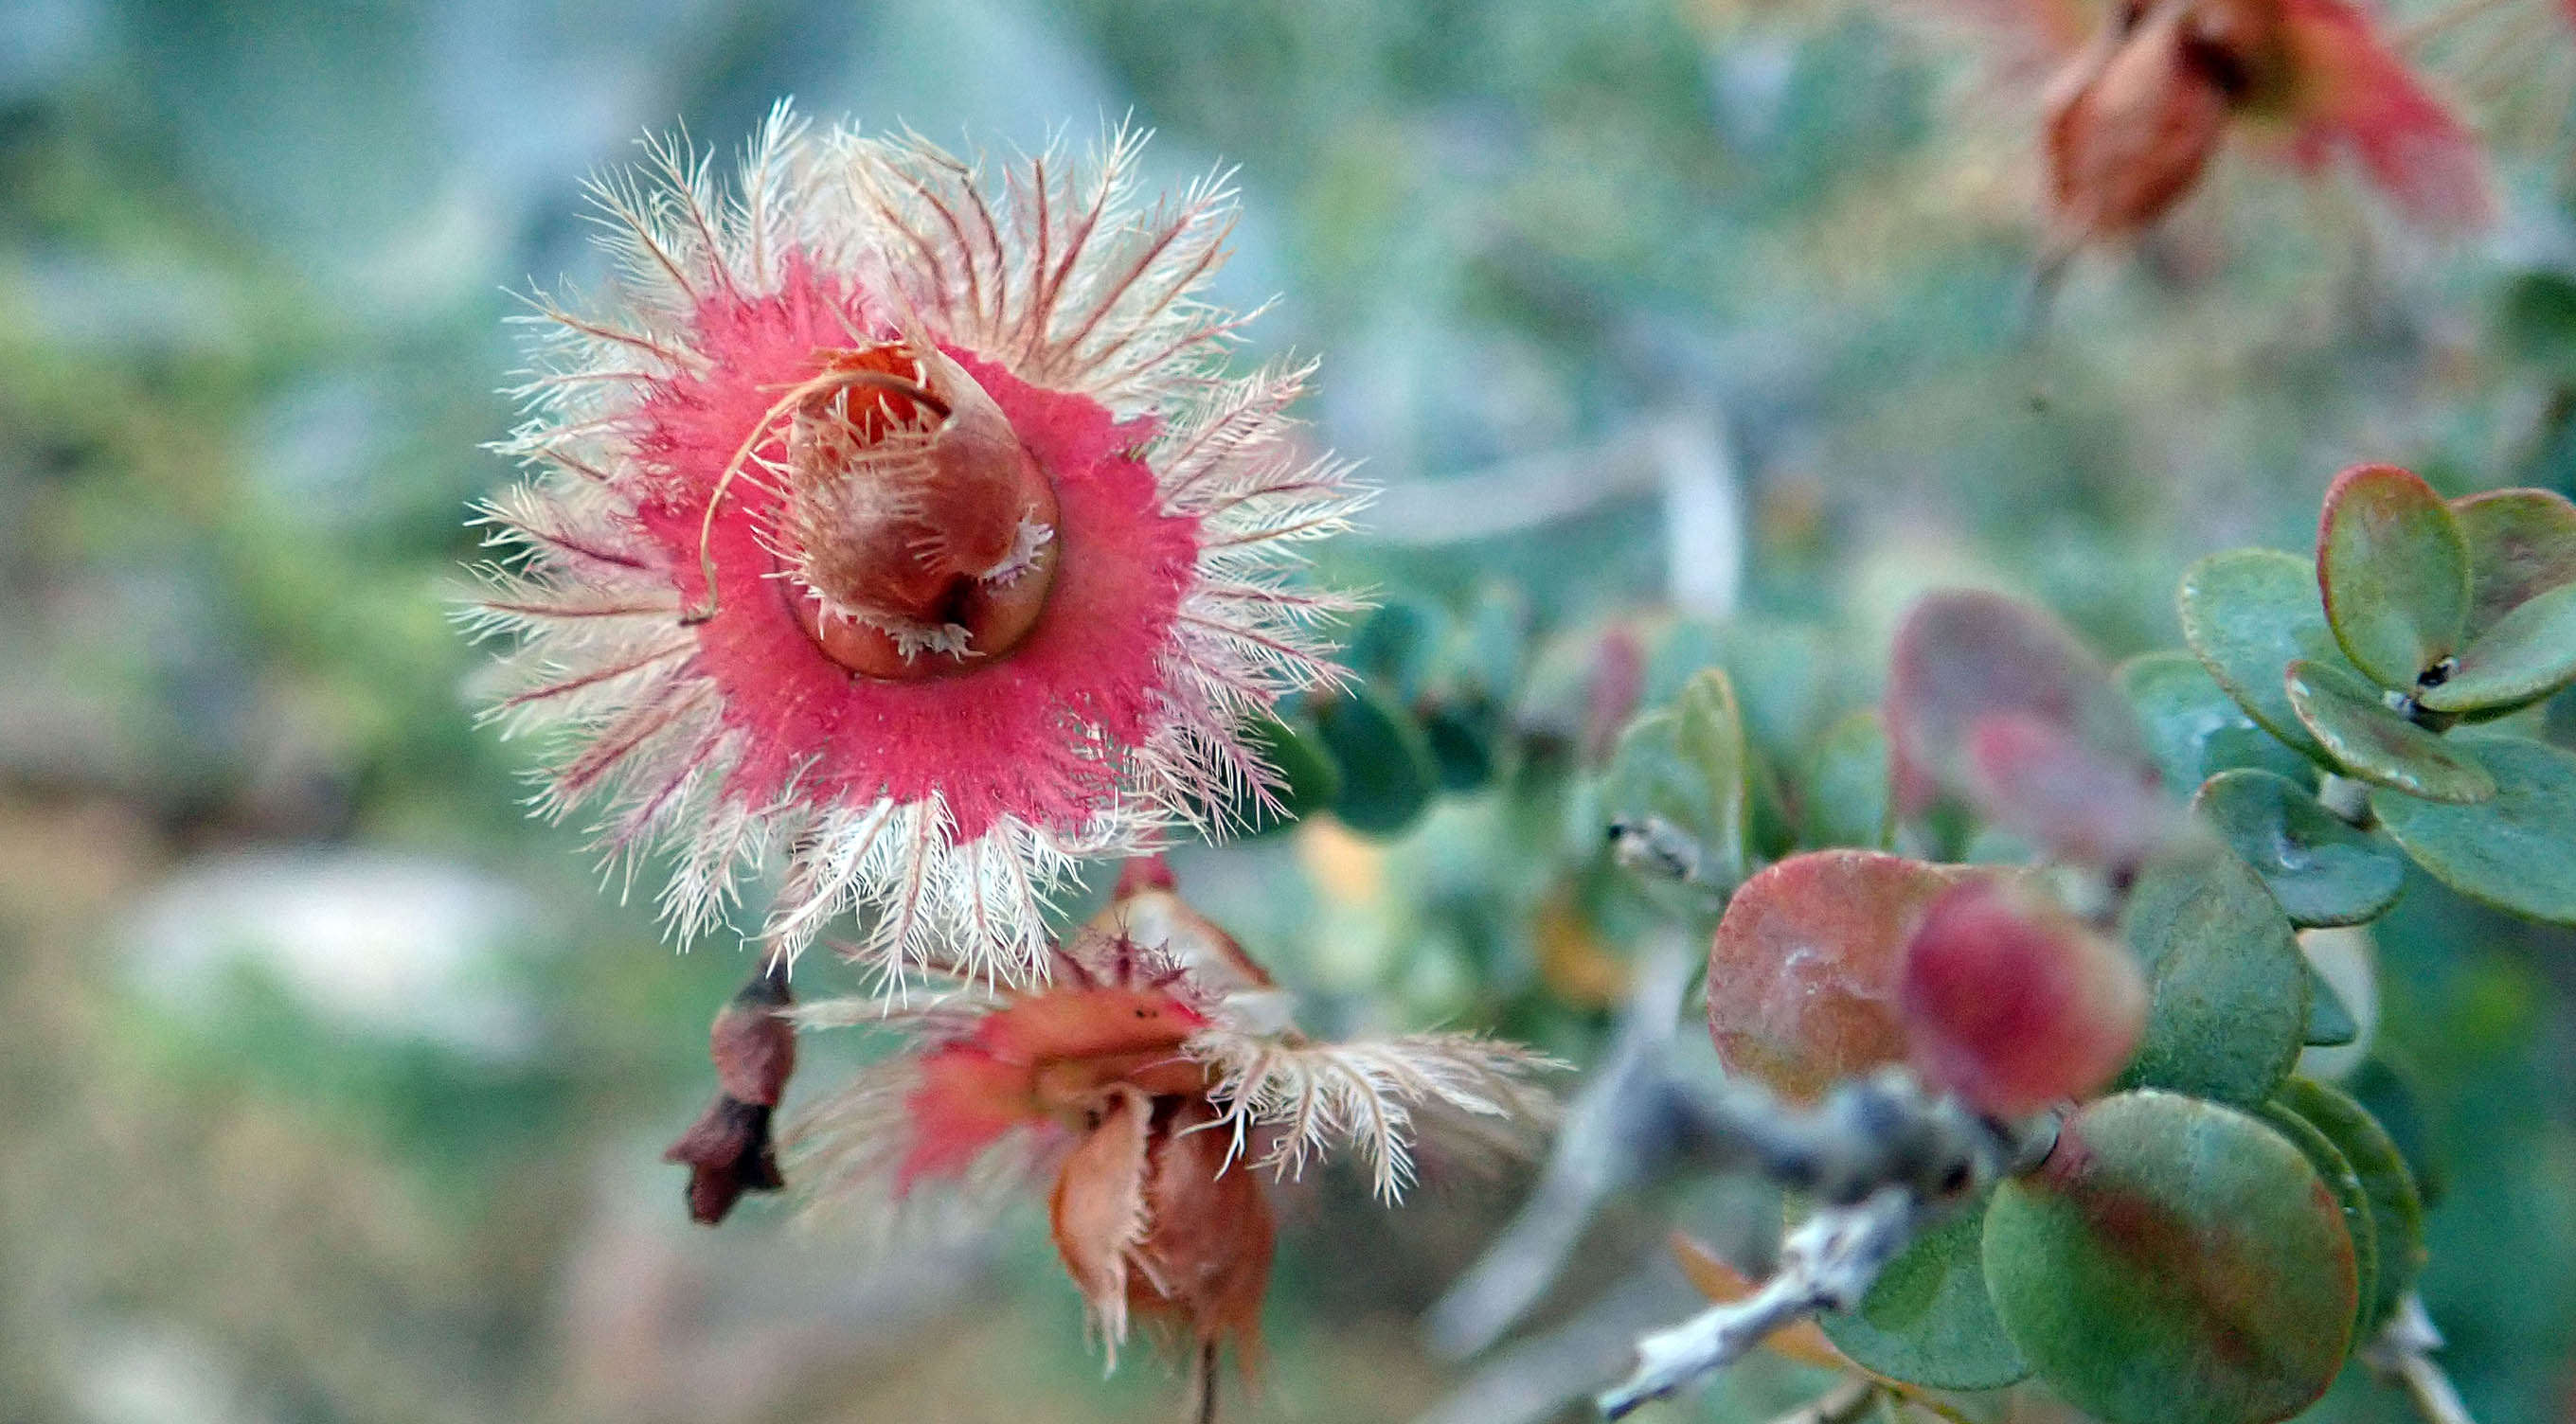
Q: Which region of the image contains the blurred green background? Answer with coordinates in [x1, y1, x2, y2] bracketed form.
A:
[2, 1, 2573, 1421]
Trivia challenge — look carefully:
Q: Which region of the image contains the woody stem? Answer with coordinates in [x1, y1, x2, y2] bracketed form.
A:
[1191, 1339, 1221, 1424]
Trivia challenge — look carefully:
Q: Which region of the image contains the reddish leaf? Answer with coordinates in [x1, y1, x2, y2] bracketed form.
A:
[1887, 590, 2156, 863]
[1967, 712, 2176, 868]
[2451, 488, 2576, 632]
[1900, 880, 2147, 1116]
[1707, 850, 1973, 1102]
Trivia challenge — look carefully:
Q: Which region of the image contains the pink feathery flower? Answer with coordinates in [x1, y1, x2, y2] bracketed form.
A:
[468, 108, 1361, 975]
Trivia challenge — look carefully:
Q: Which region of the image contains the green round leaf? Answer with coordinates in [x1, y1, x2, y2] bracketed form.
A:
[2317, 465, 2470, 688]
[2452, 487, 2576, 632]
[2497, 271, 2576, 383]
[1346, 597, 1452, 703]
[2284, 660, 2496, 804]
[2300, 959, 2360, 1047]
[1420, 705, 1497, 792]
[1312, 685, 1439, 838]
[2116, 843, 2306, 1106]
[2271, 1077, 2425, 1339]
[2192, 769, 2405, 927]
[1803, 708, 1894, 850]
[1453, 579, 1531, 707]
[1984, 1092, 2357, 1424]
[1961, 826, 2036, 864]
[2418, 580, 2576, 714]
[2346, 1058, 2444, 1209]
[2252, 1098, 2376, 1346]
[2177, 549, 2346, 764]
[1820, 1206, 2030, 1389]
[2117, 650, 2314, 790]
[1655, 616, 1838, 756]
[2371, 735, 2576, 924]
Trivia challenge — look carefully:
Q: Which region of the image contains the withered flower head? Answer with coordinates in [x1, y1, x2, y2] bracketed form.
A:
[1923, 0, 2492, 249]
[787, 861, 1554, 1387]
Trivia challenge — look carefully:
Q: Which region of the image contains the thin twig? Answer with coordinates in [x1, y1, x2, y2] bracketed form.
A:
[1190, 1338, 1222, 1424]
[2362, 1295, 2478, 1424]
[1423, 937, 1694, 1359]
[1597, 1189, 1919, 1418]
[1363, 418, 1681, 546]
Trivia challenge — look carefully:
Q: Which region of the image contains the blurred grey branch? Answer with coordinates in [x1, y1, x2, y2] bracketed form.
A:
[1423, 935, 1698, 1361]
[1365, 411, 1738, 575]
[1597, 1188, 1917, 1418]
[1423, 925, 2053, 1421]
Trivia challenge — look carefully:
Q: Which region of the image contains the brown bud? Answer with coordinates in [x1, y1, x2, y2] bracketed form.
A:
[663, 1095, 784, 1225]
[709, 960, 796, 1108]
[1050, 1090, 1272, 1370]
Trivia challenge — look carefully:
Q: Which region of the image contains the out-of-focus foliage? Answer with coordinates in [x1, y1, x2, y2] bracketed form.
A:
[3, 0, 2573, 1422]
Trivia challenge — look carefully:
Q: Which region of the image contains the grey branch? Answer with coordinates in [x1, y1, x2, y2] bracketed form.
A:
[1596, 1186, 1919, 1418]
[1596, 1072, 2053, 1418]
[1666, 1068, 2052, 1208]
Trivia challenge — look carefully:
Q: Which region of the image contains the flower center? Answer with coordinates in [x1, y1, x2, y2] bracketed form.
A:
[770, 342, 1061, 680]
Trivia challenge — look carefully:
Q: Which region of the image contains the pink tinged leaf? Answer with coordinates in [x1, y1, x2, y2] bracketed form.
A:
[1706, 850, 1974, 1103]
[1583, 625, 1648, 767]
[1899, 880, 2147, 1117]
[2278, 0, 2495, 234]
[2451, 488, 2576, 632]
[1967, 712, 2178, 868]
[1887, 590, 2156, 850]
